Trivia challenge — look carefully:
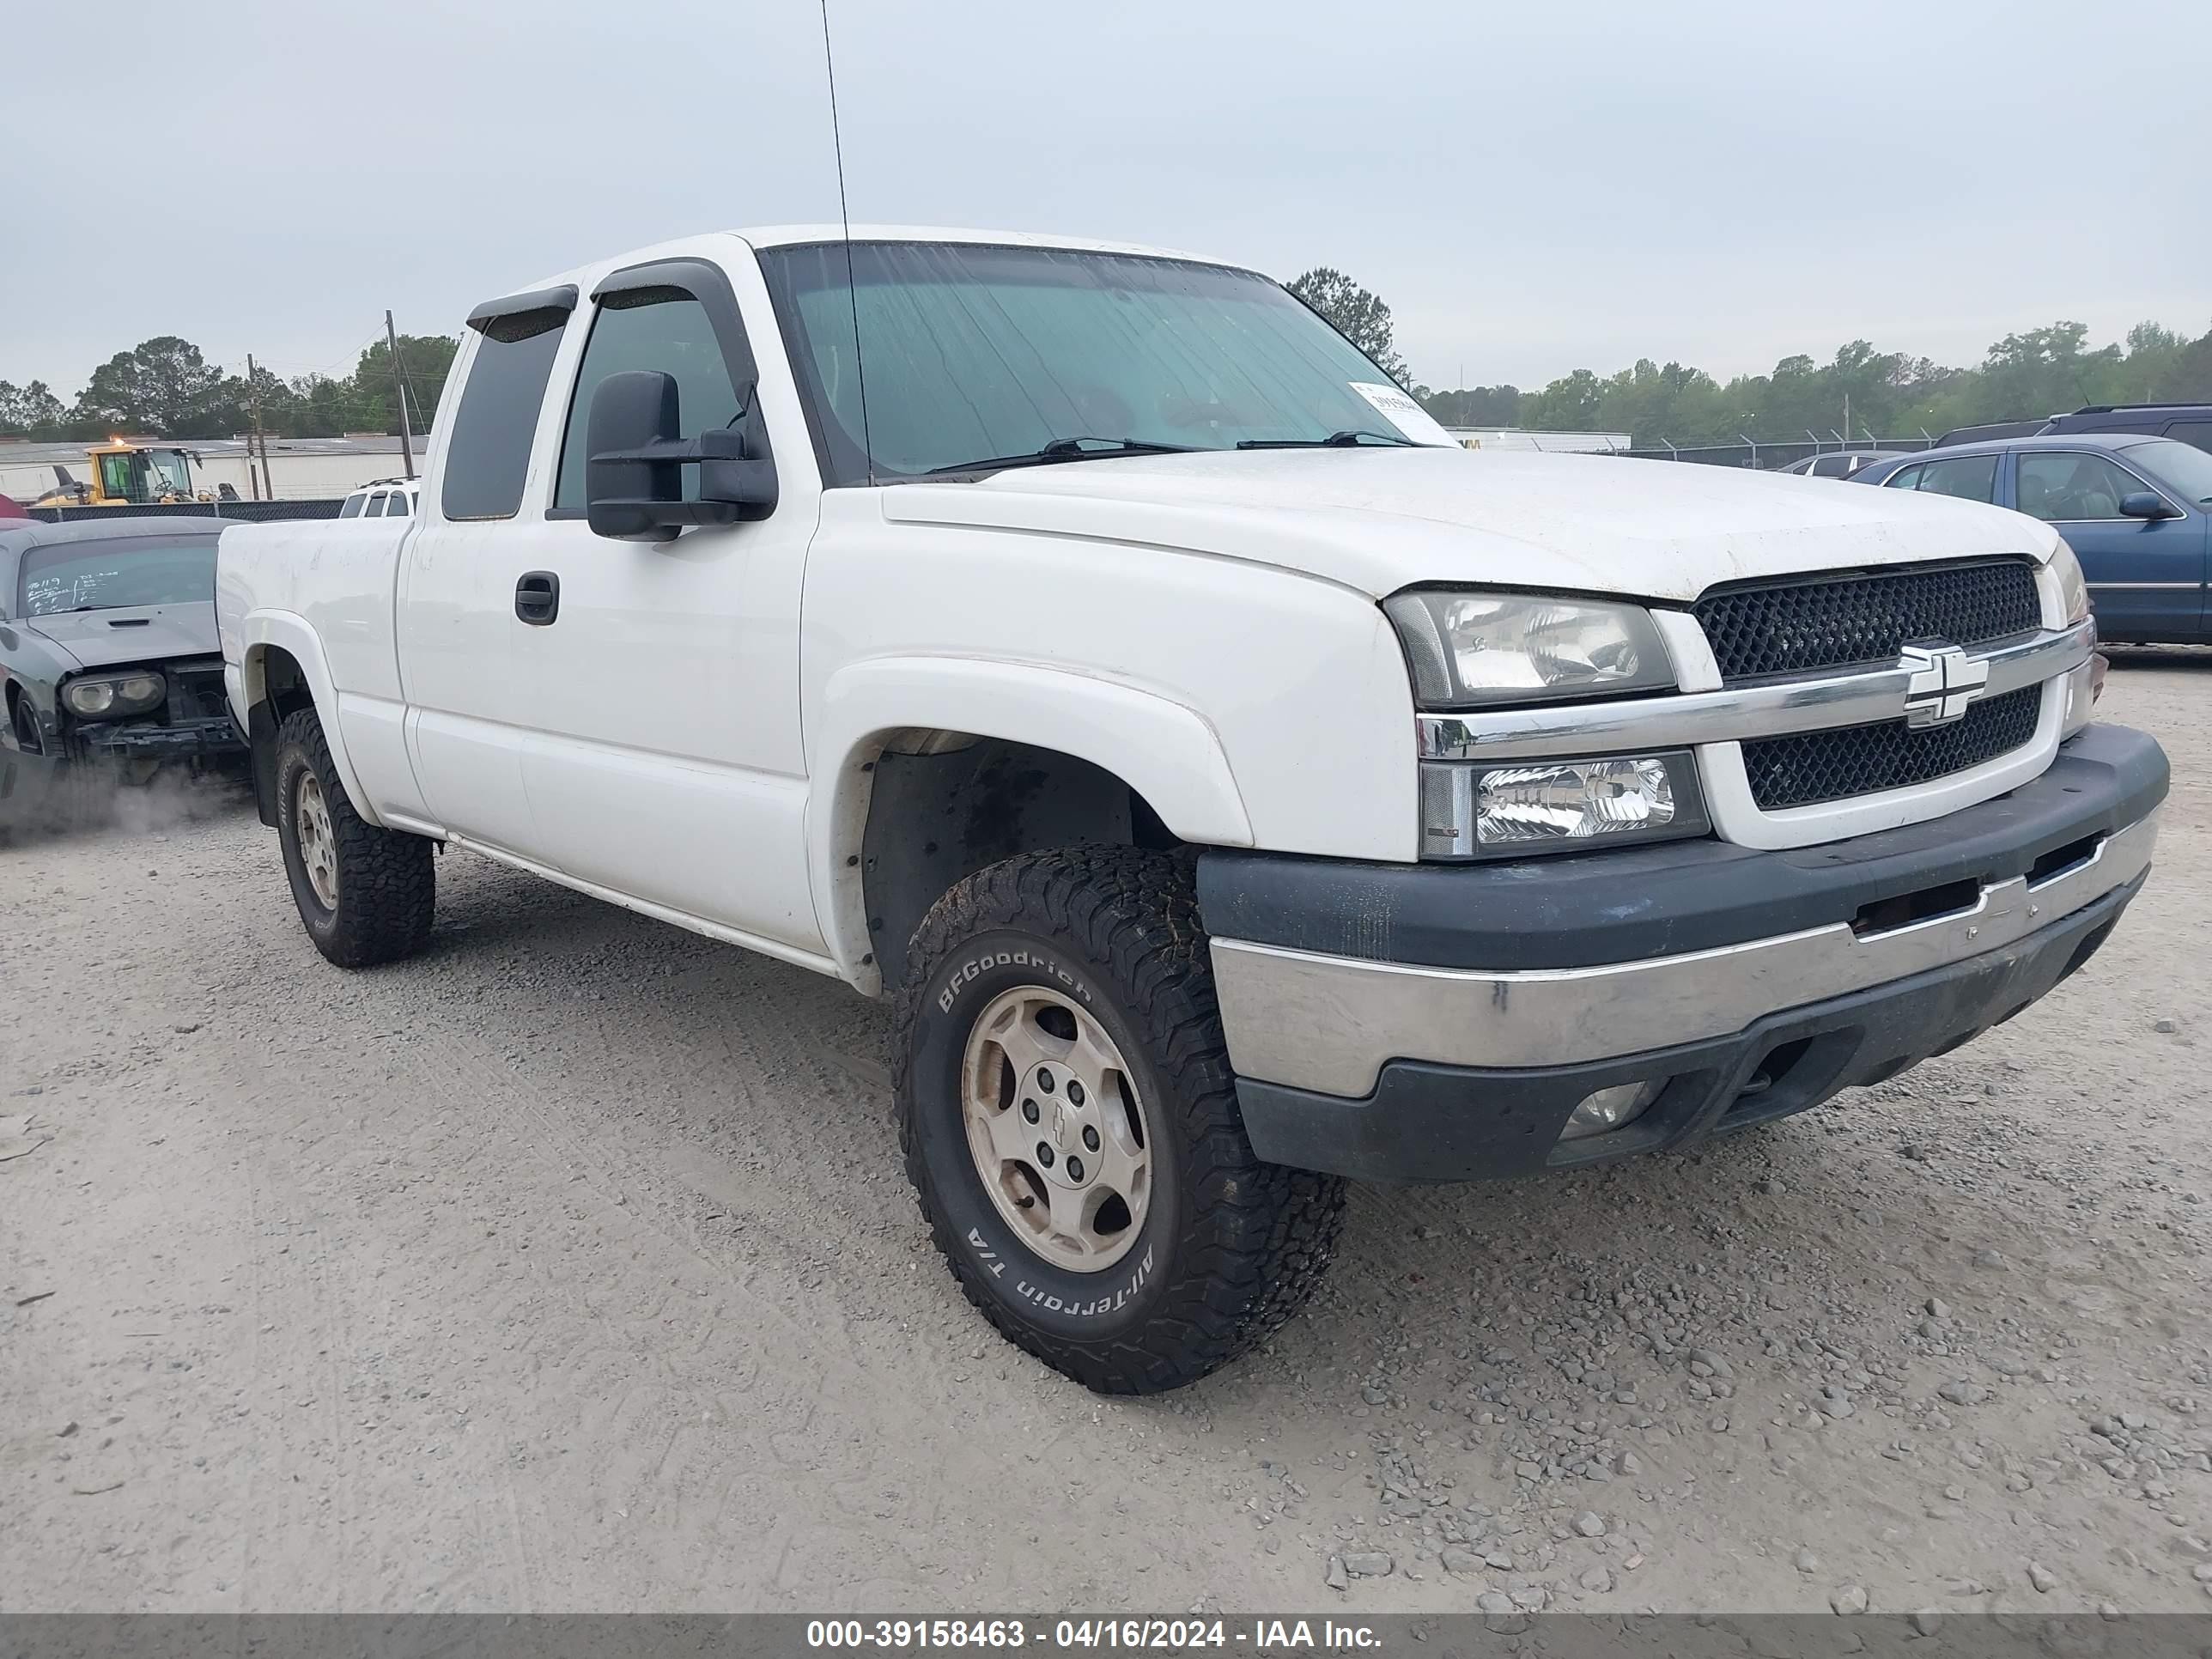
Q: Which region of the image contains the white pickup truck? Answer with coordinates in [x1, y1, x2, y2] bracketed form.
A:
[218, 227, 2167, 1393]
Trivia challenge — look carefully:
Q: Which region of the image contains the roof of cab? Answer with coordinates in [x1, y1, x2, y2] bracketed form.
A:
[490, 228, 1261, 329]
[730, 225, 1242, 268]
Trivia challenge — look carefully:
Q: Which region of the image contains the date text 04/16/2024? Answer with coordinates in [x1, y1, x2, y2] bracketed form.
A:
[804, 1620, 1382, 1651]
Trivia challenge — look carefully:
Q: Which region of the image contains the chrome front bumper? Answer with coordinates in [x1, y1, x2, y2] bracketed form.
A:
[1211, 811, 2154, 1099]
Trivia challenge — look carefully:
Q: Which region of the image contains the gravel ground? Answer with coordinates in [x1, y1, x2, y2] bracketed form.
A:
[3, 656, 2209, 1616]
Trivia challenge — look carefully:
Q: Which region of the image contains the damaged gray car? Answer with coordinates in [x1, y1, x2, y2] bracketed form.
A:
[1, 517, 241, 821]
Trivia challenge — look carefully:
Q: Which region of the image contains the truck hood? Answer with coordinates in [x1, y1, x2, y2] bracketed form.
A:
[881, 447, 2058, 600]
[21, 601, 219, 671]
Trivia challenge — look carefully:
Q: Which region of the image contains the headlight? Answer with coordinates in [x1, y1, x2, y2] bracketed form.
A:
[63, 672, 167, 720]
[1384, 591, 1674, 708]
[1419, 750, 1710, 860]
[2049, 538, 2089, 626]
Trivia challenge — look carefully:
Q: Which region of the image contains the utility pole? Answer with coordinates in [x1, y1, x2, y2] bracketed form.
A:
[386, 310, 416, 479]
[246, 353, 266, 501]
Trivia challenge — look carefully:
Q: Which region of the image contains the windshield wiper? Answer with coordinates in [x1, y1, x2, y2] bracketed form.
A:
[1237, 429, 1417, 450]
[925, 436, 1200, 477]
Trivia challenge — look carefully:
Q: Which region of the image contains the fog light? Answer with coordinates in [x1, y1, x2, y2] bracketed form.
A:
[1477, 756, 1680, 846]
[1561, 1080, 1662, 1141]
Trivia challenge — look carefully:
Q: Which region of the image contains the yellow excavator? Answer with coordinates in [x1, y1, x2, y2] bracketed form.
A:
[33, 440, 215, 507]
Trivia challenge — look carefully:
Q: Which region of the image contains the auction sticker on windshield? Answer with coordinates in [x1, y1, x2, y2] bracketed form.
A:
[1348, 381, 1455, 445]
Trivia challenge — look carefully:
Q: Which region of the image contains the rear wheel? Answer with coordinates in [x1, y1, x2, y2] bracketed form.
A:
[274, 708, 434, 967]
[895, 848, 1346, 1394]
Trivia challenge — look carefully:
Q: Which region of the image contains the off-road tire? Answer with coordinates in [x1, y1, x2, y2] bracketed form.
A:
[895, 847, 1346, 1393]
[274, 708, 434, 967]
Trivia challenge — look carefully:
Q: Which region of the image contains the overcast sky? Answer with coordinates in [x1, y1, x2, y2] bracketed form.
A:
[5, 0, 2208, 400]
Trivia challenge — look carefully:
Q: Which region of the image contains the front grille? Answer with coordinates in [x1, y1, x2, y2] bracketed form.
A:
[1741, 685, 2042, 810]
[1695, 560, 2040, 683]
[169, 665, 231, 724]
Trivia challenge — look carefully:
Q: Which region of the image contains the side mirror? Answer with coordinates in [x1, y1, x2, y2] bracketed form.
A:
[586, 369, 777, 543]
[2119, 491, 2176, 521]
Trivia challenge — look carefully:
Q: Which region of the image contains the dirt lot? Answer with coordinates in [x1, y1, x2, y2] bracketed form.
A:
[4, 657, 2209, 1617]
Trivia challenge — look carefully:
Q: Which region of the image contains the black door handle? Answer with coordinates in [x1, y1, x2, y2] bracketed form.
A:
[515, 570, 560, 625]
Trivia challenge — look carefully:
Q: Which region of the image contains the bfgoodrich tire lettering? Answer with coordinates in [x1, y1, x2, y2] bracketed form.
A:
[894, 848, 1346, 1394]
[274, 708, 434, 968]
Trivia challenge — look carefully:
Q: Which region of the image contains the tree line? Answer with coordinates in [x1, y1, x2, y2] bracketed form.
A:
[1294, 269, 2210, 445]
[0, 334, 460, 443]
[1431, 322, 2212, 447]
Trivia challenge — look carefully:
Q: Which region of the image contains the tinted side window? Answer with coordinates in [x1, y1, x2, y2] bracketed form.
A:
[553, 295, 743, 511]
[366, 492, 389, 516]
[1908, 453, 1998, 502]
[2016, 452, 2145, 521]
[2165, 421, 2212, 455]
[338, 494, 366, 519]
[386, 489, 410, 518]
[1882, 464, 1922, 492]
[441, 308, 568, 521]
[1810, 455, 1851, 478]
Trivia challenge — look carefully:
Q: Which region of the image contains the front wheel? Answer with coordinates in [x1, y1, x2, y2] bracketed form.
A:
[274, 708, 435, 967]
[894, 848, 1346, 1394]
[10, 696, 44, 755]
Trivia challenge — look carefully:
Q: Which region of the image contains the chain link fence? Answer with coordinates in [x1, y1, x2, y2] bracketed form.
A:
[1617, 438, 1939, 471]
[24, 499, 345, 525]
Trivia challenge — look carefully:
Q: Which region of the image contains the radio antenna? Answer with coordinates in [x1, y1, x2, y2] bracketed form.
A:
[819, 0, 874, 485]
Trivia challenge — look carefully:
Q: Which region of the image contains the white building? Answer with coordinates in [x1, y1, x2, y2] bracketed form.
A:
[0, 434, 425, 505]
[1443, 428, 1632, 454]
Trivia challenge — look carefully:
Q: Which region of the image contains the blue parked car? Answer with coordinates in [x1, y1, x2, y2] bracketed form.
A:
[1856, 434, 2212, 644]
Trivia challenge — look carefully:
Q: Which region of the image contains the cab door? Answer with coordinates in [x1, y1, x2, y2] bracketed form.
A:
[2009, 447, 2205, 644]
[395, 285, 578, 855]
[507, 255, 822, 956]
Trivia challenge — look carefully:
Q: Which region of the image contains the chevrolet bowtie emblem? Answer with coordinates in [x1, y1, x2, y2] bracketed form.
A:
[1899, 641, 1989, 728]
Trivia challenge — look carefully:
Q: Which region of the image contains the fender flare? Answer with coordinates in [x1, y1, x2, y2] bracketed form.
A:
[807, 655, 1254, 989]
[238, 611, 382, 828]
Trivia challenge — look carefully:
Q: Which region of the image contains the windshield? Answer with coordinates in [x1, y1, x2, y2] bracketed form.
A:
[149, 452, 192, 495]
[17, 538, 219, 617]
[757, 241, 1451, 483]
[2127, 438, 2212, 505]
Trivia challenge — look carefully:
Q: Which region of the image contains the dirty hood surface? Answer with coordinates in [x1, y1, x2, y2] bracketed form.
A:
[882, 447, 2057, 601]
[21, 601, 220, 672]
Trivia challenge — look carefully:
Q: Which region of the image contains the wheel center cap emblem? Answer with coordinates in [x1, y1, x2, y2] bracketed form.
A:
[1900, 641, 1988, 728]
